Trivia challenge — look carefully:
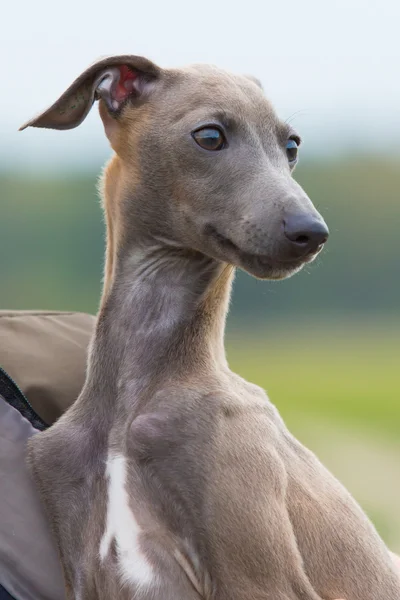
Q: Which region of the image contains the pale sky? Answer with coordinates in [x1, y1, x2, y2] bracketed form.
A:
[3, 0, 400, 170]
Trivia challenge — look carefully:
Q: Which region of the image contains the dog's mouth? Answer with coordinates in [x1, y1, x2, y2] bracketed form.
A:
[205, 225, 321, 280]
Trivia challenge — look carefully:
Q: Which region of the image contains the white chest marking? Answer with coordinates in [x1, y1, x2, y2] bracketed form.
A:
[100, 453, 154, 589]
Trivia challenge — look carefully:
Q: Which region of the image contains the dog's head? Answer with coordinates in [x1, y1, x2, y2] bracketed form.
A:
[21, 55, 328, 280]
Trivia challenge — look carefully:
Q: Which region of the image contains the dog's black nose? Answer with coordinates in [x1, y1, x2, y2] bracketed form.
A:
[284, 214, 329, 253]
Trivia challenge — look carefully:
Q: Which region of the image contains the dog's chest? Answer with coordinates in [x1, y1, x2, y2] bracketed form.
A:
[89, 447, 209, 599]
[99, 453, 155, 588]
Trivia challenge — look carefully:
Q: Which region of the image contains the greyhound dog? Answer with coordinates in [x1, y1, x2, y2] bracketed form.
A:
[21, 55, 400, 600]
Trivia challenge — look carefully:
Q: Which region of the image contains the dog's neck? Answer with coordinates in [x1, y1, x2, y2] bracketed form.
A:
[85, 160, 234, 409]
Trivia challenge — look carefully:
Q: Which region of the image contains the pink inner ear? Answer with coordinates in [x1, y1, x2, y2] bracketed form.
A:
[115, 65, 138, 102]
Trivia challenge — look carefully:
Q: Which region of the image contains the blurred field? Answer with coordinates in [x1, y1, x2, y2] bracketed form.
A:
[228, 317, 399, 437]
[1, 156, 399, 551]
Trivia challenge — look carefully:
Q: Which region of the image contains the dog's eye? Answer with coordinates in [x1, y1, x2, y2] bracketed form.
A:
[286, 138, 299, 164]
[192, 127, 226, 151]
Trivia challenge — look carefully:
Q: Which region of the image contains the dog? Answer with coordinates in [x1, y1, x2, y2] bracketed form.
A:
[21, 55, 400, 599]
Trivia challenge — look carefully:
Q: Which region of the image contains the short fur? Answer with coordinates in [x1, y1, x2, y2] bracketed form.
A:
[22, 55, 400, 599]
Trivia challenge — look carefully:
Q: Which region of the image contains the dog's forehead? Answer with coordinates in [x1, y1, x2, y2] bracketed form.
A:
[163, 63, 278, 124]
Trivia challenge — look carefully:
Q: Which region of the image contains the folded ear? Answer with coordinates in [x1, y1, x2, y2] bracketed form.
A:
[19, 55, 161, 131]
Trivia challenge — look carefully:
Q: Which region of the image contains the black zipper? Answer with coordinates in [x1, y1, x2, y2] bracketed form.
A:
[0, 365, 48, 431]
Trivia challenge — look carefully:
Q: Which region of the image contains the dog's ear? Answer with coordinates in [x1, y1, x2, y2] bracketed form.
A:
[19, 55, 161, 132]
